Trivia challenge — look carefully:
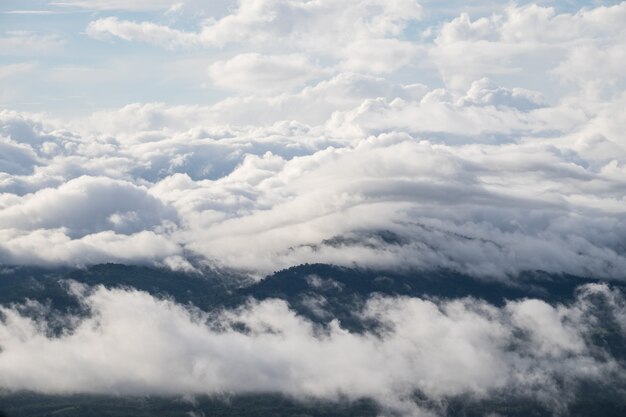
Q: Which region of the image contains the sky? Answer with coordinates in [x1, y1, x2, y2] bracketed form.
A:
[0, 0, 625, 278]
[0, 0, 621, 115]
[1, 1, 626, 415]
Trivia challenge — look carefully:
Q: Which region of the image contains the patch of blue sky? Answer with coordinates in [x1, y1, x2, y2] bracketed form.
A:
[0, 0, 622, 115]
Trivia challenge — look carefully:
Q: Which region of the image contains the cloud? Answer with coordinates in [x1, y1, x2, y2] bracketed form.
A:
[207, 53, 328, 94]
[0, 146, 39, 178]
[1, 2, 626, 280]
[0, 176, 176, 236]
[51, 0, 187, 11]
[86, 17, 198, 49]
[0, 31, 65, 55]
[0, 229, 182, 267]
[0, 283, 623, 414]
[80, 2, 626, 103]
[0, 63, 37, 80]
[553, 42, 626, 98]
[1, 69, 626, 278]
[171, 132, 626, 278]
[339, 38, 420, 74]
[430, 3, 626, 91]
[195, 72, 426, 126]
[459, 78, 547, 110]
[195, 0, 423, 49]
[84, 0, 422, 65]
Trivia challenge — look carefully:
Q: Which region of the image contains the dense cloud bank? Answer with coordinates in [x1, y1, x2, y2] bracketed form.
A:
[2, 84, 626, 277]
[1, 2, 626, 279]
[0, 282, 625, 415]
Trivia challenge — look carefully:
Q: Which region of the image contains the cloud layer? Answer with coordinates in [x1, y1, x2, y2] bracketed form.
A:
[1, 2, 626, 280]
[0, 282, 624, 415]
[1, 78, 625, 278]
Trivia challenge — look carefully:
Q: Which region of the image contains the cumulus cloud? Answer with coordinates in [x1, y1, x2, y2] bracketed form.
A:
[459, 78, 547, 110]
[431, 3, 626, 92]
[0, 229, 182, 267]
[1, 2, 626, 279]
[0, 176, 175, 236]
[82, 2, 626, 94]
[80, 1, 626, 113]
[1, 72, 626, 278]
[0, 136, 40, 175]
[0, 283, 623, 414]
[86, 17, 198, 49]
[85, 0, 422, 71]
[196, 0, 422, 50]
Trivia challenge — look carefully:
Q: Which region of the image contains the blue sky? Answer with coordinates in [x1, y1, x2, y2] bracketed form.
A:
[0, 1, 231, 113]
[1, 0, 619, 116]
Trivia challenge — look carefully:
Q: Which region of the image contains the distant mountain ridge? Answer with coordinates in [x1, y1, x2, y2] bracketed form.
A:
[2, 262, 622, 321]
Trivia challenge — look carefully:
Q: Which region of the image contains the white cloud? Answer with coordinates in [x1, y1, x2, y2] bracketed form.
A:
[86, 17, 198, 49]
[202, 72, 427, 126]
[0, 62, 37, 80]
[0, 144, 39, 176]
[51, 0, 187, 11]
[0, 283, 622, 414]
[459, 78, 547, 110]
[430, 3, 626, 92]
[0, 31, 65, 55]
[194, 0, 423, 49]
[84, 0, 422, 74]
[553, 42, 626, 98]
[0, 228, 182, 266]
[339, 38, 420, 74]
[81, 1, 626, 102]
[207, 53, 328, 94]
[0, 176, 176, 236]
[1, 70, 625, 278]
[1, 2, 626, 279]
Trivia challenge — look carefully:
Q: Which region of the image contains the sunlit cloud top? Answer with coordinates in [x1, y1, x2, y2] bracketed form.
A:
[0, 0, 625, 279]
